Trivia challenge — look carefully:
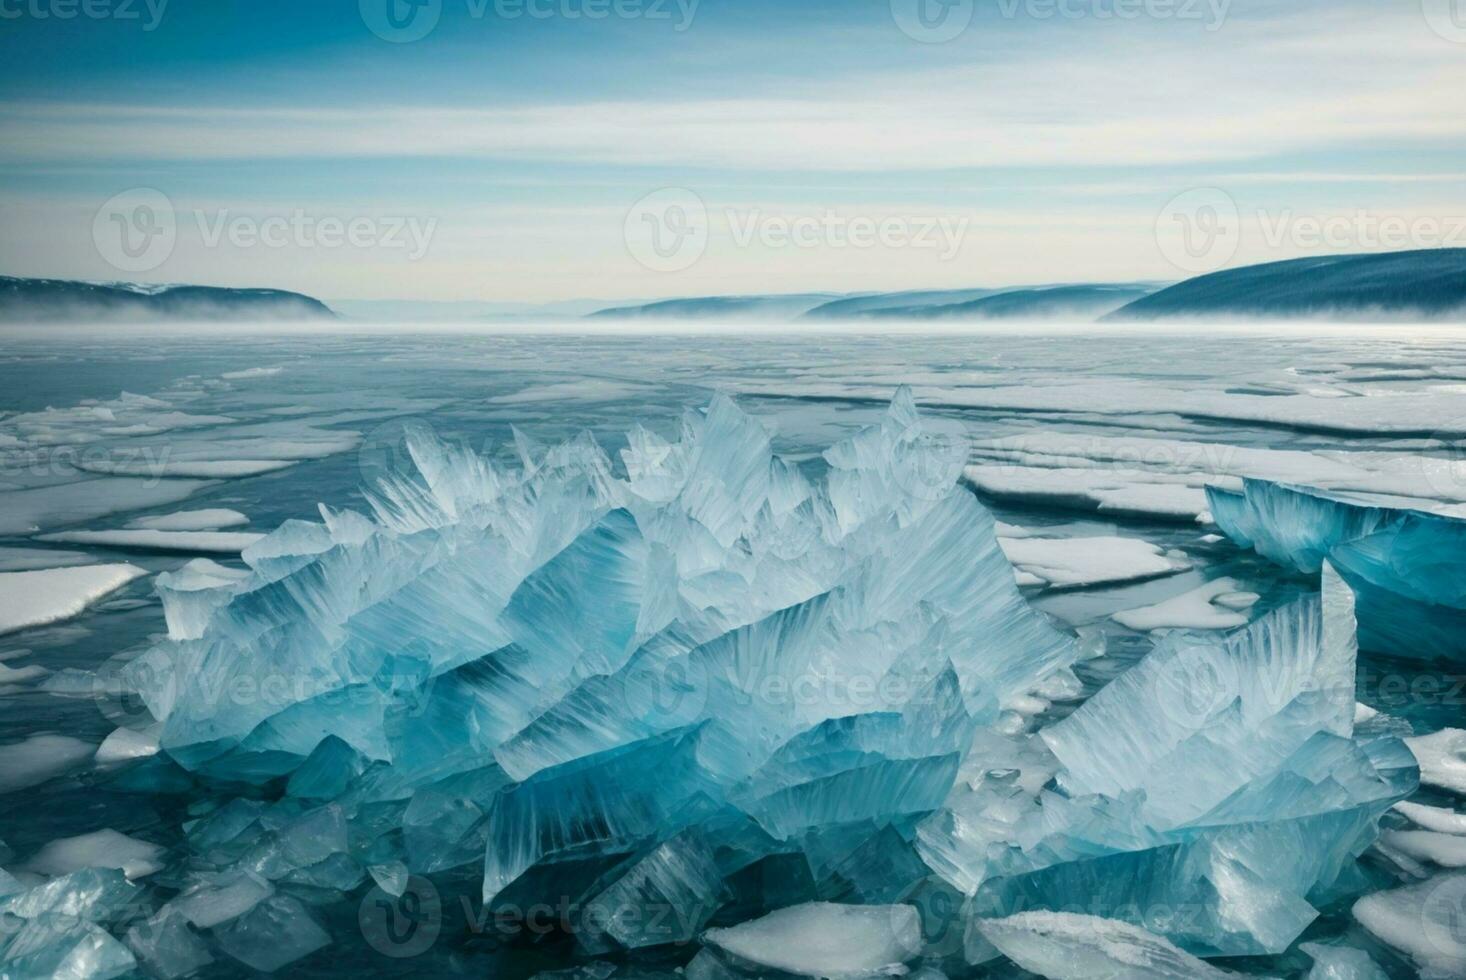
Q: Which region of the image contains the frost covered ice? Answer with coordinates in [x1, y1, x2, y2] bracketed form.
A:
[1209, 478, 1466, 662]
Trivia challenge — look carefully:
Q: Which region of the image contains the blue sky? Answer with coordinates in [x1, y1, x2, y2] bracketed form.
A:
[1, 0, 1464, 304]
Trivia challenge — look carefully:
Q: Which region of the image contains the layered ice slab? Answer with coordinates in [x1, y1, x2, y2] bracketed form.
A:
[1208, 478, 1466, 662]
[922, 567, 1418, 960]
[122, 391, 1079, 926]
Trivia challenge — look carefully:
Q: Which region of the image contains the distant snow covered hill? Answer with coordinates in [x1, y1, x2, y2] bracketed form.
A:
[0, 277, 336, 323]
[1110, 248, 1466, 321]
[860, 283, 1158, 321]
[588, 283, 1163, 322]
[587, 293, 842, 320]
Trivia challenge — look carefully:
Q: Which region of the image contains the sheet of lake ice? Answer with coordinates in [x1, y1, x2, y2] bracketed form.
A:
[700, 903, 922, 978]
[0, 479, 219, 535]
[125, 509, 249, 531]
[1111, 576, 1257, 631]
[998, 533, 1189, 589]
[0, 733, 95, 792]
[0, 547, 94, 572]
[36, 530, 264, 554]
[0, 563, 147, 634]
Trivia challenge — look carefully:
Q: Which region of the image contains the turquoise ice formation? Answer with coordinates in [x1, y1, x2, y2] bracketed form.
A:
[120, 391, 1078, 922]
[920, 566, 1418, 959]
[1208, 478, 1466, 662]
[45, 393, 1418, 976]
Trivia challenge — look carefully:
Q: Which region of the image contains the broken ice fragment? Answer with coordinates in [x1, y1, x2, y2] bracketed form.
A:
[124, 907, 214, 980]
[1299, 940, 1389, 980]
[21, 829, 165, 880]
[212, 895, 330, 973]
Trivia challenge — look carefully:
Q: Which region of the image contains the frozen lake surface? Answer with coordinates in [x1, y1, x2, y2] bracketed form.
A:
[2, 322, 1464, 977]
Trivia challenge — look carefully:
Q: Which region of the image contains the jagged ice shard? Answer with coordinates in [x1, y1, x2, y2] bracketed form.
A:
[120, 390, 1081, 932]
[921, 565, 1418, 960]
[1208, 478, 1466, 663]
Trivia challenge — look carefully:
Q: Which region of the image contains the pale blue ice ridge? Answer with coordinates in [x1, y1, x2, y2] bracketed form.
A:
[1208, 478, 1466, 662]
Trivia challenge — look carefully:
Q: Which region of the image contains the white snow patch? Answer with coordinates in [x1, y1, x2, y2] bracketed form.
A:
[999, 534, 1189, 589]
[20, 829, 165, 879]
[702, 903, 922, 978]
[1407, 729, 1466, 795]
[0, 734, 95, 792]
[1112, 577, 1255, 632]
[96, 727, 161, 765]
[1354, 873, 1466, 978]
[1380, 831, 1466, 868]
[0, 564, 147, 635]
[1396, 801, 1466, 836]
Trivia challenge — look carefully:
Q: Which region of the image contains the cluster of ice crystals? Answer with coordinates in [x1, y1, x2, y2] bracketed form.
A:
[118, 391, 1077, 941]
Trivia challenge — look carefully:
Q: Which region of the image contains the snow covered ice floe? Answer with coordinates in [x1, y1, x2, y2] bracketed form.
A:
[36, 529, 264, 554]
[1209, 478, 1466, 662]
[1353, 872, 1466, 978]
[0, 563, 147, 635]
[923, 566, 1418, 959]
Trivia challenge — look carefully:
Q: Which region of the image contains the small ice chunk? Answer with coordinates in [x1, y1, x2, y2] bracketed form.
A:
[37, 529, 265, 554]
[125, 907, 214, 979]
[1395, 800, 1466, 835]
[1407, 729, 1466, 795]
[1299, 941, 1388, 980]
[0, 564, 147, 635]
[0, 733, 95, 792]
[975, 911, 1242, 979]
[368, 861, 409, 898]
[701, 902, 922, 979]
[126, 509, 249, 532]
[1353, 872, 1466, 978]
[21, 829, 166, 879]
[0, 659, 49, 685]
[169, 870, 274, 928]
[96, 727, 161, 765]
[213, 895, 330, 973]
[1112, 577, 1252, 632]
